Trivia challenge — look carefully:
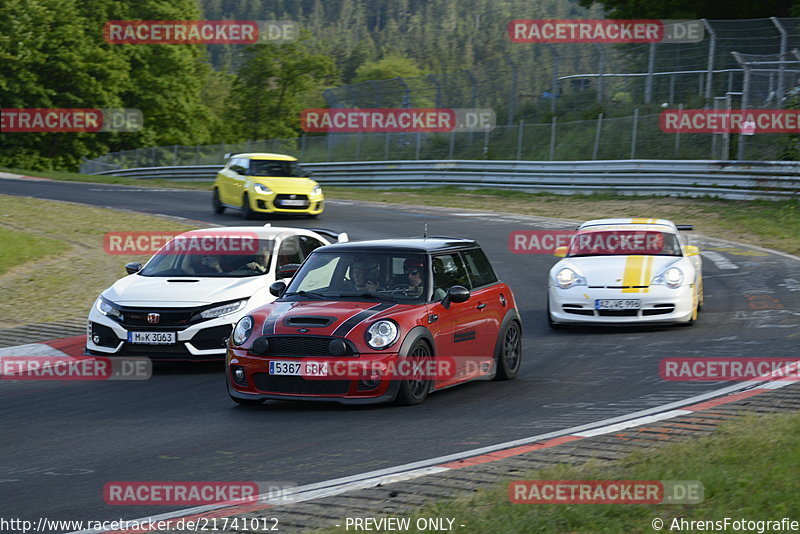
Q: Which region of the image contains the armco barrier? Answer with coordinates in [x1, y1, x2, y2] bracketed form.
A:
[89, 160, 800, 200]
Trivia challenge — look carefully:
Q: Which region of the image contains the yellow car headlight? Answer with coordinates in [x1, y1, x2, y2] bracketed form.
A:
[254, 184, 273, 195]
[311, 185, 322, 196]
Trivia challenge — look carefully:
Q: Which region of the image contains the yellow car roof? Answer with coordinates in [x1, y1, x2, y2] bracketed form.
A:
[235, 153, 298, 161]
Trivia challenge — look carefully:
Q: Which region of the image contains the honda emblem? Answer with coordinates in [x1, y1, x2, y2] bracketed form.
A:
[147, 313, 160, 324]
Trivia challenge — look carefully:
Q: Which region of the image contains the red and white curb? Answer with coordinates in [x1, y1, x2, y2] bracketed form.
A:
[65, 366, 798, 534]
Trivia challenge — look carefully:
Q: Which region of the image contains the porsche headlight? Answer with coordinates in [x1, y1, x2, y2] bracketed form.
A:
[555, 268, 586, 289]
[653, 267, 684, 289]
[366, 320, 399, 350]
[96, 297, 122, 320]
[232, 316, 254, 346]
[200, 299, 247, 319]
[311, 185, 322, 196]
[254, 184, 273, 195]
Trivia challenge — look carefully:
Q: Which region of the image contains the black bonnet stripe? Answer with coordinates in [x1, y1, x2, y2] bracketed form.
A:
[261, 302, 294, 335]
[332, 302, 394, 338]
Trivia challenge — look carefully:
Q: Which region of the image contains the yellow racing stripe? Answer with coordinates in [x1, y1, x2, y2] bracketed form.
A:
[621, 255, 654, 293]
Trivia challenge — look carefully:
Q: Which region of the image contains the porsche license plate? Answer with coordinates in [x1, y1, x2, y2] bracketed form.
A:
[279, 199, 307, 207]
[128, 331, 176, 344]
[269, 360, 329, 376]
[595, 299, 641, 310]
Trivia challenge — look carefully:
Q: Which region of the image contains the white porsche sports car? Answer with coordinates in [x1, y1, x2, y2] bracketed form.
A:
[87, 225, 347, 361]
[547, 218, 703, 327]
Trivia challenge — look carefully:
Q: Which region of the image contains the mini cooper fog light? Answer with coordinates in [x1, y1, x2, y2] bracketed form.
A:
[251, 337, 269, 354]
[231, 365, 247, 386]
[328, 339, 347, 356]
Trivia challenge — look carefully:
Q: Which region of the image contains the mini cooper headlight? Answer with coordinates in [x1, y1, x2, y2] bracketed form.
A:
[232, 316, 254, 346]
[311, 185, 322, 196]
[555, 268, 586, 289]
[254, 184, 273, 195]
[366, 320, 399, 350]
[653, 267, 684, 289]
[200, 299, 247, 319]
[96, 297, 122, 320]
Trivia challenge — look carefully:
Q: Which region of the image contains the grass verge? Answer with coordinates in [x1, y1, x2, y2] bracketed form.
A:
[0, 194, 198, 328]
[0, 226, 69, 276]
[319, 411, 800, 533]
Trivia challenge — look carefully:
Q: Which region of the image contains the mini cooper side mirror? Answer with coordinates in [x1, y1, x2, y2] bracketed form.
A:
[125, 262, 142, 274]
[441, 285, 470, 310]
[277, 263, 301, 279]
[270, 281, 287, 298]
[554, 246, 568, 258]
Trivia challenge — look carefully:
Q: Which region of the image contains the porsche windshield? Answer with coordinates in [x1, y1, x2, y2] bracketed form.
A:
[284, 251, 429, 302]
[568, 230, 682, 257]
[139, 239, 274, 277]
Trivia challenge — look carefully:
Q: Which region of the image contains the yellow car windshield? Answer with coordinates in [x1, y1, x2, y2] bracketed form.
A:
[248, 160, 302, 177]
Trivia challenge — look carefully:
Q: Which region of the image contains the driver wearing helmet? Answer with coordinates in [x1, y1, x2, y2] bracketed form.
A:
[345, 259, 380, 292]
[190, 254, 223, 275]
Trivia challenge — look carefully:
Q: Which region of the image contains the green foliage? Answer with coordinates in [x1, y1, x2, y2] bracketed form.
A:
[353, 54, 426, 83]
[227, 34, 338, 140]
[577, 0, 796, 19]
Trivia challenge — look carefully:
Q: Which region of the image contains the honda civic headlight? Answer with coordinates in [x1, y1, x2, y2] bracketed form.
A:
[232, 316, 254, 346]
[365, 320, 399, 350]
[96, 297, 122, 320]
[200, 299, 247, 319]
[254, 184, 273, 195]
[555, 268, 586, 289]
[652, 267, 683, 289]
[311, 185, 322, 196]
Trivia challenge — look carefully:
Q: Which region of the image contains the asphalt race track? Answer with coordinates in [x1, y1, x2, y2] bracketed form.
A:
[2, 178, 799, 531]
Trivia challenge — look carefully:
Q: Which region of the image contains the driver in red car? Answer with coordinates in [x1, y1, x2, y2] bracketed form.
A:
[404, 257, 425, 297]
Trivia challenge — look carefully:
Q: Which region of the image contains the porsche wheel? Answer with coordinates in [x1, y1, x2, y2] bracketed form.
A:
[394, 341, 432, 406]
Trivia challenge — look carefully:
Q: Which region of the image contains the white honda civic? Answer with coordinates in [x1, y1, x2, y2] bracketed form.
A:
[547, 218, 703, 327]
[86, 225, 347, 361]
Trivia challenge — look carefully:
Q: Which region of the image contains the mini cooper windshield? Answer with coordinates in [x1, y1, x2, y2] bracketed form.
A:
[284, 251, 429, 303]
[139, 239, 274, 277]
[567, 230, 682, 257]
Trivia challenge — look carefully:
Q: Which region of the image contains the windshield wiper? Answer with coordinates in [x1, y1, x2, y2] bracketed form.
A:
[283, 291, 328, 300]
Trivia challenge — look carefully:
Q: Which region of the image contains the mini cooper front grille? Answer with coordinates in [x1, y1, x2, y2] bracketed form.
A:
[251, 373, 351, 395]
[256, 336, 357, 357]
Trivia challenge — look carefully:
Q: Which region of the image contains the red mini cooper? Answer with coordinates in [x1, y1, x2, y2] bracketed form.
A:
[226, 238, 522, 406]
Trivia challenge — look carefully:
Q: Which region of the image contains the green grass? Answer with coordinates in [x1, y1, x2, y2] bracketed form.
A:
[0, 167, 211, 190]
[318, 411, 800, 533]
[0, 195, 197, 328]
[0, 226, 69, 276]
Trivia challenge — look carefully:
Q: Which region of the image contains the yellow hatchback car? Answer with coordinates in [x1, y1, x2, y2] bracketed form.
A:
[212, 153, 324, 218]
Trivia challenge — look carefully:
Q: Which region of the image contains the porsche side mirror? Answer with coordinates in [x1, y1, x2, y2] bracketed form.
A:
[441, 285, 470, 310]
[125, 262, 142, 274]
[277, 263, 301, 279]
[270, 281, 287, 298]
[685, 245, 700, 257]
[554, 246, 568, 258]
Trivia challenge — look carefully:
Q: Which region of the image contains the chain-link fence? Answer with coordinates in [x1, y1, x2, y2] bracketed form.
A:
[81, 111, 796, 174]
[81, 18, 800, 173]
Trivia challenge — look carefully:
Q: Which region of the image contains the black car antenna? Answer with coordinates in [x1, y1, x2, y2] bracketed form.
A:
[423, 221, 428, 239]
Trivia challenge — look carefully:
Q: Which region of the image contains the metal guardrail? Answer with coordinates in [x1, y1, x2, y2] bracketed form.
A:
[91, 160, 800, 200]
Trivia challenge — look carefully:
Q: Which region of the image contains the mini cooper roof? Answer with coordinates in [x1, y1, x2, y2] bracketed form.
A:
[316, 237, 480, 254]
